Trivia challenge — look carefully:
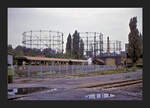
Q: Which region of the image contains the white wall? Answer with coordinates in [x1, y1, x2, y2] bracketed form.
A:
[8, 54, 13, 65]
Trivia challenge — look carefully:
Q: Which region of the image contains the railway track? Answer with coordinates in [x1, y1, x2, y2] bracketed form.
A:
[78, 79, 142, 89]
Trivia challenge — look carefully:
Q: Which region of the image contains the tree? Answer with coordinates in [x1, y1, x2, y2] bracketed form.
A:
[66, 33, 72, 56]
[8, 44, 13, 50]
[8, 44, 17, 56]
[15, 45, 25, 56]
[139, 33, 143, 57]
[42, 48, 56, 57]
[72, 30, 80, 59]
[79, 39, 84, 59]
[128, 17, 143, 65]
[32, 48, 41, 56]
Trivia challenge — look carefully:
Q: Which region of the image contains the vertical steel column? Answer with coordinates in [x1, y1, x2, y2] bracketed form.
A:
[57, 32, 59, 53]
[49, 30, 51, 49]
[94, 32, 96, 57]
[30, 30, 32, 49]
[99, 33, 101, 56]
[86, 32, 88, 56]
[119, 41, 121, 54]
[53, 34, 54, 50]
[113, 42, 115, 56]
[37, 31, 38, 49]
[22, 32, 26, 48]
[40, 30, 41, 50]
[116, 40, 118, 51]
[62, 33, 64, 53]
[102, 33, 103, 56]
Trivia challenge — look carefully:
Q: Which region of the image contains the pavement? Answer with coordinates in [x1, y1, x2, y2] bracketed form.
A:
[8, 70, 143, 100]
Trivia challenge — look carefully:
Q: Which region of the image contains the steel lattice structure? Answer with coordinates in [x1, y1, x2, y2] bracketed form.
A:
[79, 32, 122, 57]
[22, 30, 64, 53]
[79, 32, 104, 57]
[103, 40, 122, 54]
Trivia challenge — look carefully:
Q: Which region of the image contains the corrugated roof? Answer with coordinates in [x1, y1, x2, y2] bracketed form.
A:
[96, 59, 104, 63]
[22, 56, 88, 63]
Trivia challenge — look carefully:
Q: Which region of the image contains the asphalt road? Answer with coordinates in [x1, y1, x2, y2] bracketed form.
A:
[8, 70, 143, 100]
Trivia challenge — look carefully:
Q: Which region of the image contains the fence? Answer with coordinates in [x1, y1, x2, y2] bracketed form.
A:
[13, 65, 116, 79]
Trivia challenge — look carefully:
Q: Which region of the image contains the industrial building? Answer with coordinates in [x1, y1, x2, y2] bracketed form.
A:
[15, 56, 88, 66]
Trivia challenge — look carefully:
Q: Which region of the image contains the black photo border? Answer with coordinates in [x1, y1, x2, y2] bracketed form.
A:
[0, 0, 147, 107]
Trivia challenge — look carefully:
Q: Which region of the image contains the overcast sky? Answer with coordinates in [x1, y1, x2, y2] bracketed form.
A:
[8, 8, 142, 51]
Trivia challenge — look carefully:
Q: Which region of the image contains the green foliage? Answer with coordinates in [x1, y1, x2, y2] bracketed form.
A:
[130, 66, 137, 72]
[8, 44, 59, 58]
[72, 30, 80, 59]
[8, 44, 13, 50]
[79, 39, 84, 59]
[8, 49, 17, 55]
[71, 30, 85, 59]
[66, 33, 72, 55]
[8, 32, 85, 60]
[128, 17, 143, 64]
[71, 68, 138, 77]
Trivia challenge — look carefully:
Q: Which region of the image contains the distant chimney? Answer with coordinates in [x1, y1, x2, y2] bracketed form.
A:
[107, 36, 110, 56]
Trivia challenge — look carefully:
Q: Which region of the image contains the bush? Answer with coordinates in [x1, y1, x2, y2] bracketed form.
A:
[130, 67, 137, 72]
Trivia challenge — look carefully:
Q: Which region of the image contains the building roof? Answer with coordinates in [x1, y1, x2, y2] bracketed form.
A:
[95, 59, 104, 63]
[8, 52, 14, 55]
[16, 56, 88, 63]
[98, 55, 122, 59]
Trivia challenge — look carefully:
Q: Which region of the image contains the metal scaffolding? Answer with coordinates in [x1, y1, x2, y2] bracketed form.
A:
[103, 39, 122, 55]
[22, 30, 64, 53]
[79, 32, 122, 57]
[22, 30, 121, 56]
[79, 32, 104, 57]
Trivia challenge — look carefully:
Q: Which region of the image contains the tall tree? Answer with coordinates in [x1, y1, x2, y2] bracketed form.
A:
[128, 17, 143, 64]
[8, 44, 17, 55]
[79, 39, 84, 59]
[139, 33, 143, 57]
[8, 44, 13, 50]
[66, 33, 72, 56]
[72, 30, 80, 59]
[15, 45, 25, 56]
[42, 48, 56, 57]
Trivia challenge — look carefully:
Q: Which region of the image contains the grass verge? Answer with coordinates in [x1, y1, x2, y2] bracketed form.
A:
[71, 67, 142, 77]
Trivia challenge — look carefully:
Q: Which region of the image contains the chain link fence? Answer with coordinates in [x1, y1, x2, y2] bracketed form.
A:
[13, 65, 116, 79]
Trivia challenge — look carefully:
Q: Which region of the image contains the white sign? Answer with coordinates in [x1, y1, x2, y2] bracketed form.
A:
[88, 58, 92, 65]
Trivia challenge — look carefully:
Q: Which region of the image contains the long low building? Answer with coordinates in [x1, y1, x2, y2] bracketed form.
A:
[15, 56, 88, 65]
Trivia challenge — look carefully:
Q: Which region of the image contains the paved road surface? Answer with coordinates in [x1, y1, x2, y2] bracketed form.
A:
[8, 70, 142, 100]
